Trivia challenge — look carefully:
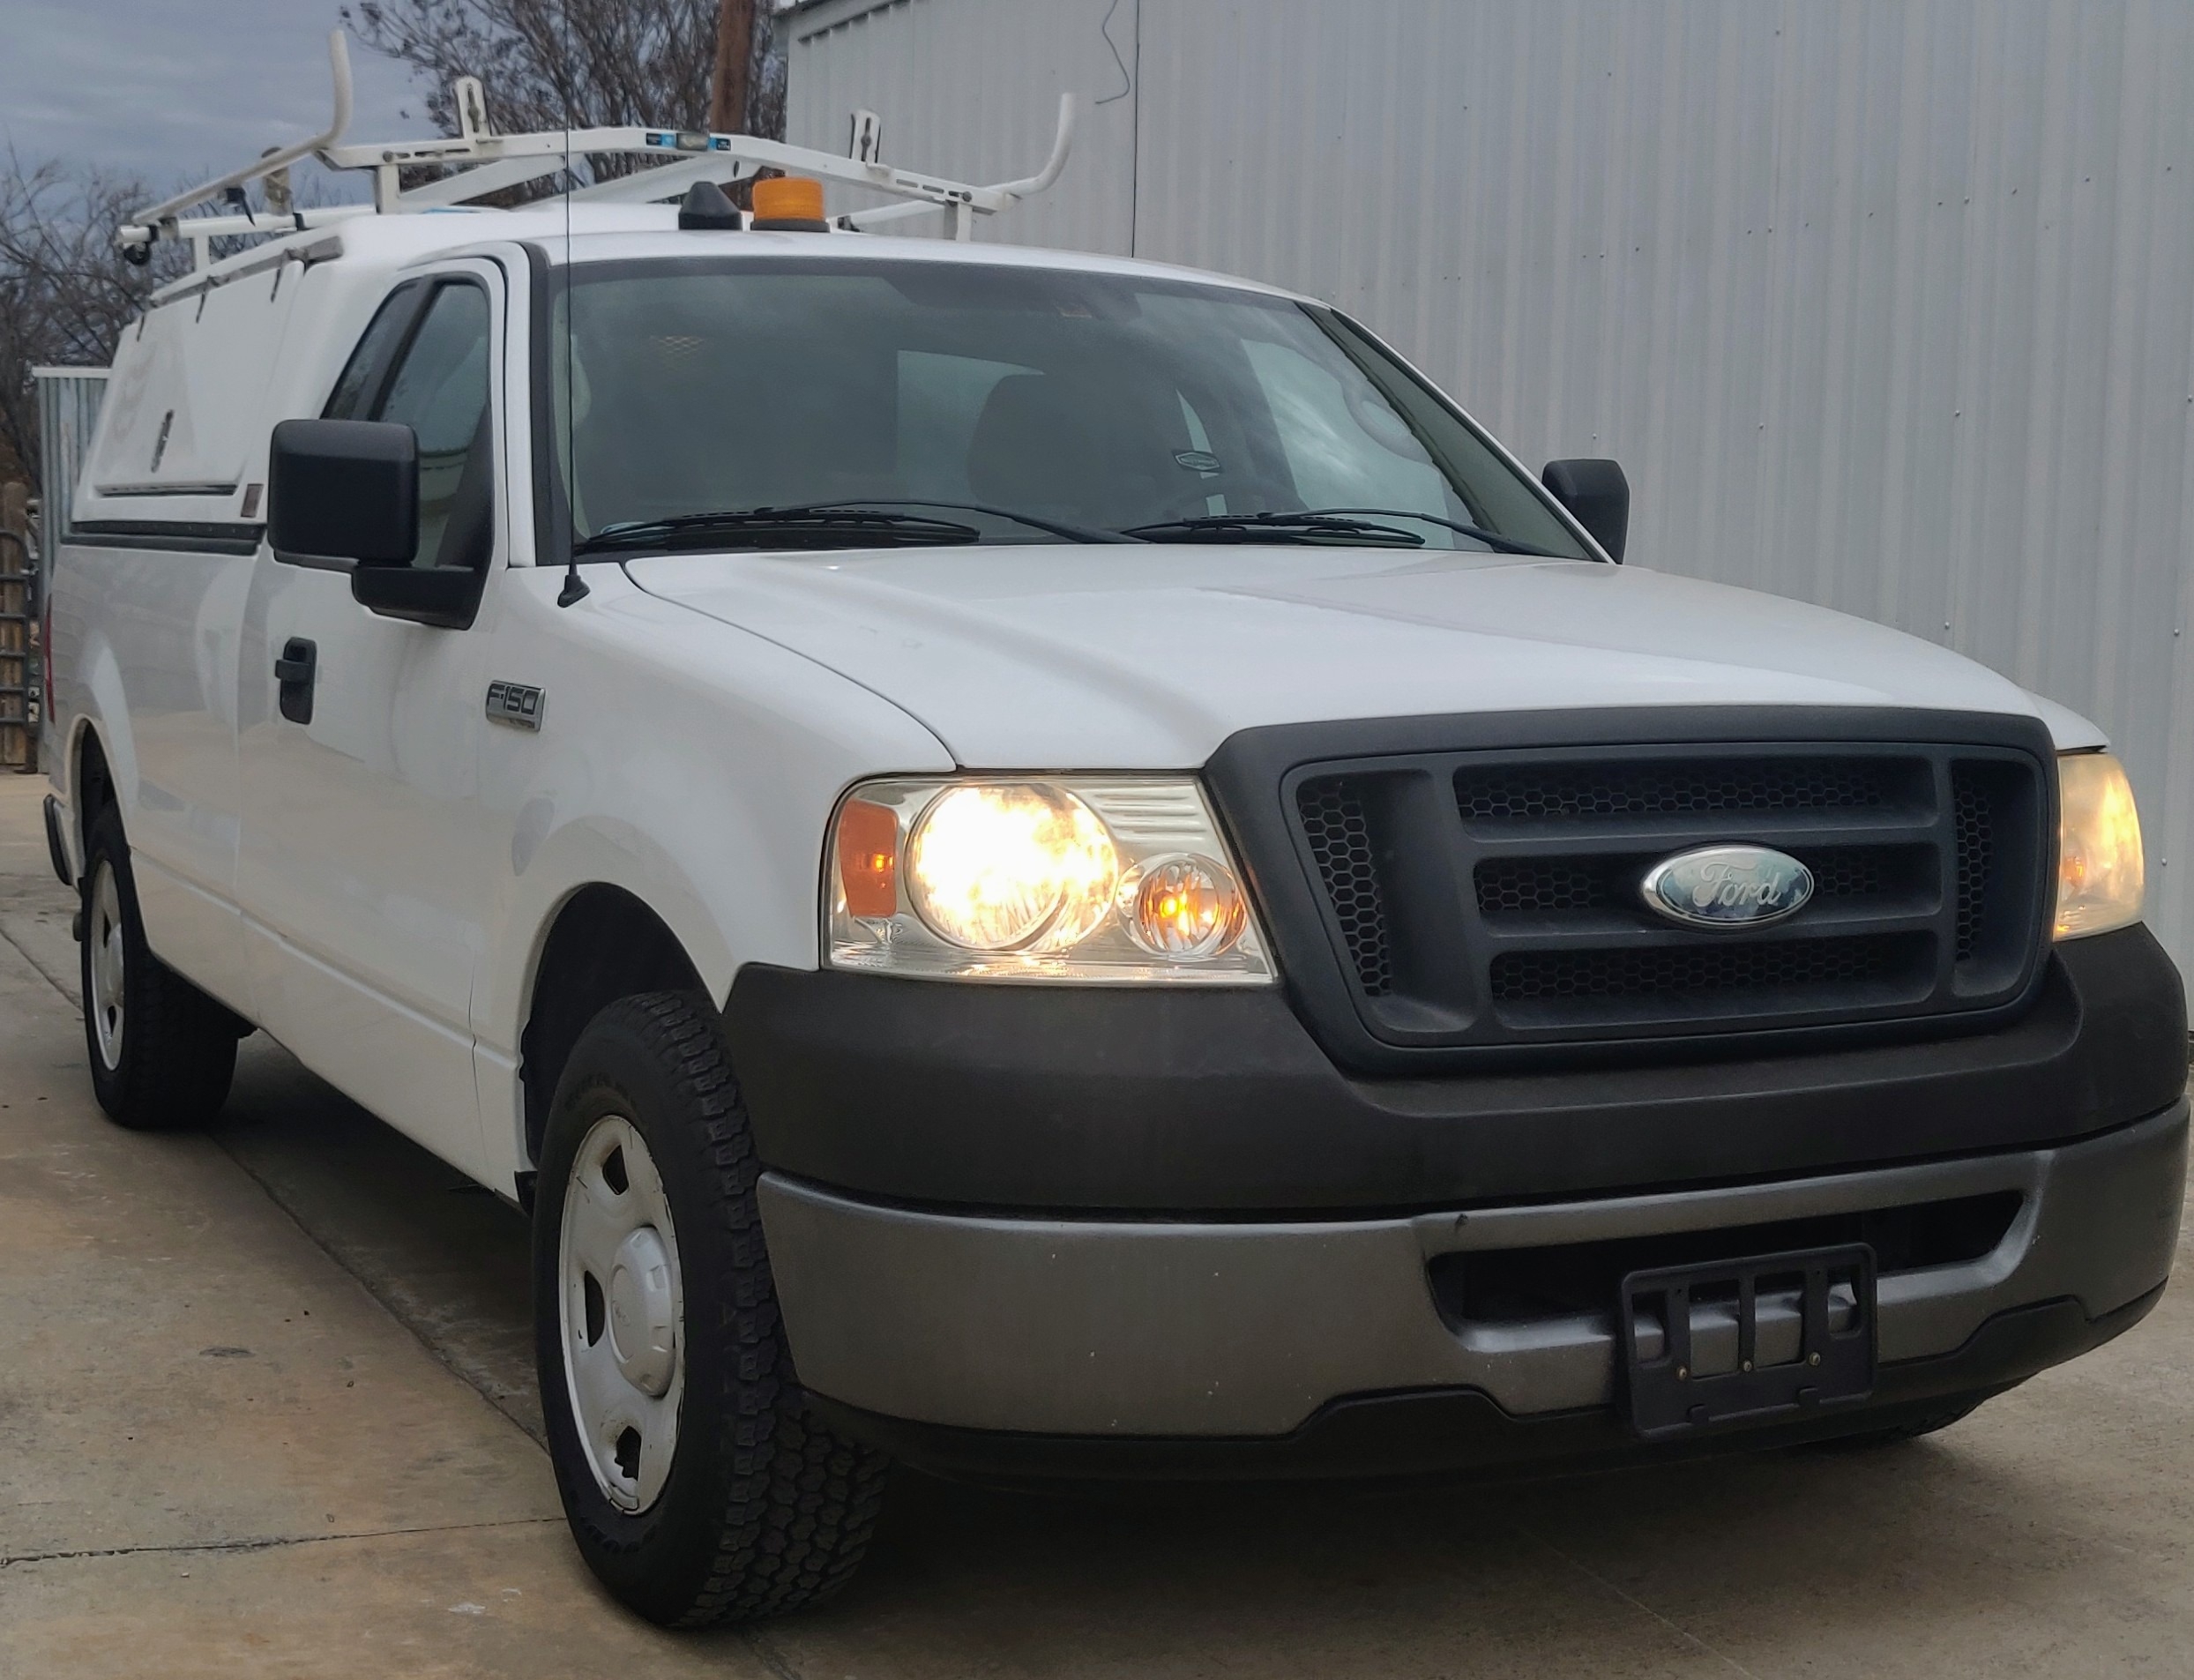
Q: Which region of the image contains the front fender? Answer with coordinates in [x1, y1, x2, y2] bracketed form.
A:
[489, 811, 739, 1057]
[466, 568, 956, 1191]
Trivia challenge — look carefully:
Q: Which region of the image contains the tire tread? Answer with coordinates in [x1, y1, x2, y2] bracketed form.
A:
[546, 991, 887, 1626]
[82, 807, 237, 1131]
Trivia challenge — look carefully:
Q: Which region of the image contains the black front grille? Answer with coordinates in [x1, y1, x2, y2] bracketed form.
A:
[1476, 855, 1622, 915]
[1952, 766, 1996, 961]
[1278, 732, 2050, 1058]
[1807, 850, 1892, 900]
[1489, 934, 1922, 1006]
[1455, 757, 1895, 824]
[1474, 845, 1909, 921]
[1295, 779, 1393, 996]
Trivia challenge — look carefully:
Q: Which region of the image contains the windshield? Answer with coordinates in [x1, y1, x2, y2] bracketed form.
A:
[548, 257, 1591, 557]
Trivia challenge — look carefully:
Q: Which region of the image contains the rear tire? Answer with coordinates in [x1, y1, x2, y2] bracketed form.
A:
[79, 806, 240, 1130]
[534, 990, 888, 1626]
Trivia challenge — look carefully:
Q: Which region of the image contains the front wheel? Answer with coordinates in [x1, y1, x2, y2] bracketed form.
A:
[79, 806, 241, 1130]
[534, 991, 888, 1626]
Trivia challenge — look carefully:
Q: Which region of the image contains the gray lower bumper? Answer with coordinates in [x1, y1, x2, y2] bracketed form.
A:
[760, 1101, 2187, 1438]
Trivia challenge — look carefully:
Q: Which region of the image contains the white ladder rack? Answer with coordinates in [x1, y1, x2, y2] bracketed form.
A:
[120, 32, 1075, 271]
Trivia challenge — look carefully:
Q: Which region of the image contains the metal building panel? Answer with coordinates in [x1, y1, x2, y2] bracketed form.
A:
[789, 0, 2194, 974]
[787, 0, 1140, 253]
[30, 367, 108, 765]
[33, 367, 109, 558]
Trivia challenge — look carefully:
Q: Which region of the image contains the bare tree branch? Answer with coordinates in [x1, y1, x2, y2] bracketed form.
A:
[341, 0, 787, 156]
[0, 153, 182, 485]
[0, 5, 791, 484]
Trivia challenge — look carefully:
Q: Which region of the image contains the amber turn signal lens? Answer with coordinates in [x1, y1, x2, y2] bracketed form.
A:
[752, 175, 826, 225]
[836, 798, 899, 918]
[1121, 855, 1244, 959]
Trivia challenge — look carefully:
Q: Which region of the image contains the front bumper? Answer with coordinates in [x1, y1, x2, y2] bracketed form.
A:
[761, 1101, 2186, 1454]
[735, 922, 2186, 1474]
[728, 928, 2187, 1213]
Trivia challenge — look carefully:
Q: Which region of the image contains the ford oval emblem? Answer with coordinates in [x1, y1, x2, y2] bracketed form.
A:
[1640, 845, 1815, 931]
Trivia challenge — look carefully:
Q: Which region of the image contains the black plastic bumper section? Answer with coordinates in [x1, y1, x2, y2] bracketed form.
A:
[728, 924, 2187, 1213]
[42, 793, 72, 889]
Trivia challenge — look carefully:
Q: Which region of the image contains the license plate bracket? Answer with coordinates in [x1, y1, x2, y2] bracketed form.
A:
[1619, 1243, 1876, 1440]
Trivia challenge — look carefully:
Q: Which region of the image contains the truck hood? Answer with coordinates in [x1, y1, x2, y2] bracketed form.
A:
[624, 547, 2052, 768]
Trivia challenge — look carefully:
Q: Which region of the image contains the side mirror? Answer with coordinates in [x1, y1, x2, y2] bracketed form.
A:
[348, 564, 485, 629]
[271, 418, 483, 629]
[269, 418, 419, 567]
[1541, 459, 1629, 563]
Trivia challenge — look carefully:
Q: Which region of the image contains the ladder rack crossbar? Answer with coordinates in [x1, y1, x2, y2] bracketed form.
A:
[125, 31, 354, 237]
[117, 28, 1077, 274]
[354, 102, 1074, 220]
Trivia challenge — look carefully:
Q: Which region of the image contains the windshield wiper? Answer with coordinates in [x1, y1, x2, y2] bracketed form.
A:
[577, 498, 1135, 556]
[1121, 511, 1426, 548]
[1300, 508, 1567, 556]
[1122, 507, 1564, 556]
[783, 499, 1138, 545]
[576, 506, 982, 554]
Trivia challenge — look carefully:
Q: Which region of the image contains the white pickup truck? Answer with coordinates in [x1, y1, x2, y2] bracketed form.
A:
[41, 100, 2187, 1626]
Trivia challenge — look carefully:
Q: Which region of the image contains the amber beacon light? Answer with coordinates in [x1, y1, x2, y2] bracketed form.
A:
[751, 175, 829, 230]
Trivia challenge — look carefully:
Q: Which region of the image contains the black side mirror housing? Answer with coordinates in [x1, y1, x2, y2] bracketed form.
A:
[1541, 458, 1630, 563]
[269, 418, 419, 567]
[348, 564, 486, 629]
[270, 417, 484, 630]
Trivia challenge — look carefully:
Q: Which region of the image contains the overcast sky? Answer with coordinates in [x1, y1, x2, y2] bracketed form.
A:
[4, 0, 436, 199]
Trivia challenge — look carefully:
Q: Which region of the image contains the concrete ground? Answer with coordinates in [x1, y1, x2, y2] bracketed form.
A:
[2, 775, 2190, 1678]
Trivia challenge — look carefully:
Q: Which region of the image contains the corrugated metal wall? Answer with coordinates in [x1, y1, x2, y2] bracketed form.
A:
[34, 369, 108, 565]
[34, 368, 108, 767]
[789, 0, 2194, 974]
[789, 0, 1141, 250]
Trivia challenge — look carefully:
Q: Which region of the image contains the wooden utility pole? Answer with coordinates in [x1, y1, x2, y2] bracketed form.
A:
[0, 481, 30, 773]
[709, 0, 755, 134]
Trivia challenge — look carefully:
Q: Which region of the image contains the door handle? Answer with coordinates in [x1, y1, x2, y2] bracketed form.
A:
[275, 637, 317, 725]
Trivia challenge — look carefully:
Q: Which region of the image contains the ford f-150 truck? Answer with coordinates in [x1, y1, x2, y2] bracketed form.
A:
[41, 64, 2188, 1626]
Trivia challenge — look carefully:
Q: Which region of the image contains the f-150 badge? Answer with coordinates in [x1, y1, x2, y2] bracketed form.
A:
[485, 681, 546, 732]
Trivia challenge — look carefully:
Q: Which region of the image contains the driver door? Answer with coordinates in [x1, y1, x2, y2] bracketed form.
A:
[235, 265, 507, 1180]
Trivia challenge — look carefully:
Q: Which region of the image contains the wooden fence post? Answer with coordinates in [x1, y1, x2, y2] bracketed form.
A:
[0, 481, 30, 773]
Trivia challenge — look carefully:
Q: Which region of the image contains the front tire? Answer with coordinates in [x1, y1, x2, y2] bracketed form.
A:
[534, 991, 888, 1626]
[79, 806, 240, 1130]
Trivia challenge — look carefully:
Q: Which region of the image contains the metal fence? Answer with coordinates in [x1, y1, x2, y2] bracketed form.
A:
[35, 369, 107, 567]
[19, 369, 109, 773]
[0, 481, 27, 772]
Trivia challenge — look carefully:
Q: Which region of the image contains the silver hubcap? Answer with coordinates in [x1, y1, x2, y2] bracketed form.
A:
[559, 1115, 684, 1512]
[87, 862, 125, 1071]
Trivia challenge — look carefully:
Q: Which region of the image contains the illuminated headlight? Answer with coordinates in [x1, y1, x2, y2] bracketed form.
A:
[2054, 751, 2145, 940]
[827, 777, 1275, 983]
